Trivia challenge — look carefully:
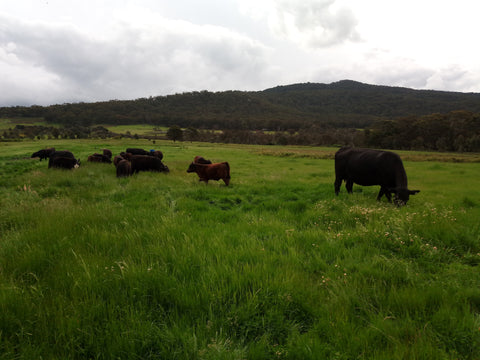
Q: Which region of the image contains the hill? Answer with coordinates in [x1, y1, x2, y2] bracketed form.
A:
[2, 80, 480, 130]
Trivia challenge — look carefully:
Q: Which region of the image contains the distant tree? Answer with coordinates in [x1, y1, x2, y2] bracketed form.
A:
[184, 127, 199, 141]
[167, 125, 183, 142]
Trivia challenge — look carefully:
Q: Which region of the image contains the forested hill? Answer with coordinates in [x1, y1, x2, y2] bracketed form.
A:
[2, 80, 480, 130]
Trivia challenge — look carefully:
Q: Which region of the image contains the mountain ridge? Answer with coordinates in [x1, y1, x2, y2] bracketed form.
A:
[2, 80, 480, 130]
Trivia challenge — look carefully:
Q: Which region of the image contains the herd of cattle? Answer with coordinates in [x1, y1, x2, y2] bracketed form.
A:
[31, 147, 231, 186]
[31, 146, 419, 205]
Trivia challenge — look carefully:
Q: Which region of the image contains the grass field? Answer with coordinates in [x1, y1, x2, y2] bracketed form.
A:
[1, 139, 479, 359]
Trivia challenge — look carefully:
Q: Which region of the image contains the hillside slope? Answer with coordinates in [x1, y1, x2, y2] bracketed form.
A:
[2, 80, 480, 130]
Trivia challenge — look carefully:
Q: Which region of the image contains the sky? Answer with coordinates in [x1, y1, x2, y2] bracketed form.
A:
[1, 0, 480, 106]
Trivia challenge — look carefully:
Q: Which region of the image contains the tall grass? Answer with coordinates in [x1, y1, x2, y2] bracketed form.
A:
[1, 139, 479, 359]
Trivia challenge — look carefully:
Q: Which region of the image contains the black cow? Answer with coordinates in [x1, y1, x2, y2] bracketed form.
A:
[126, 148, 149, 155]
[334, 147, 419, 205]
[50, 156, 80, 169]
[48, 151, 76, 168]
[31, 147, 55, 161]
[128, 155, 169, 173]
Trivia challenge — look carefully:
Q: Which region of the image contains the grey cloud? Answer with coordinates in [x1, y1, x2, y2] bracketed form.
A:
[0, 13, 273, 105]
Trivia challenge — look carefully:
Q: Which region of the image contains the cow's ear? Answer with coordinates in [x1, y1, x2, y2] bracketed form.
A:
[409, 190, 420, 195]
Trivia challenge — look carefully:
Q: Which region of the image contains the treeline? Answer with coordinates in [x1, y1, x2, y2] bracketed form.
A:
[2, 110, 480, 152]
[366, 111, 480, 152]
[3, 80, 480, 131]
[2, 125, 115, 140]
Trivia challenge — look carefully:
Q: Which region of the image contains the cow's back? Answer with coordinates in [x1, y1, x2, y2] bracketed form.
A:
[48, 151, 75, 168]
[130, 155, 168, 173]
[336, 147, 406, 187]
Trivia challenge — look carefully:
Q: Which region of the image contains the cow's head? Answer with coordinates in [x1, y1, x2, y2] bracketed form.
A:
[186, 162, 197, 173]
[393, 188, 420, 206]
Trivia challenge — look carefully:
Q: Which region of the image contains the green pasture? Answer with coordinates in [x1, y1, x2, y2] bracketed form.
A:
[103, 124, 167, 136]
[1, 139, 479, 359]
[0, 118, 52, 130]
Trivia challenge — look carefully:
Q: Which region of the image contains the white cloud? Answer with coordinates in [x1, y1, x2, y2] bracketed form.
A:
[1, 0, 480, 106]
[240, 0, 359, 48]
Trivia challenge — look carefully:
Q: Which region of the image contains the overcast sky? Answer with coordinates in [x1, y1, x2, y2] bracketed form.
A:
[1, 0, 480, 106]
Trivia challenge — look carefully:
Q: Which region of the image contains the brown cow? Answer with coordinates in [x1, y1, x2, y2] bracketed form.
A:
[116, 159, 132, 178]
[113, 155, 124, 166]
[102, 148, 112, 159]
[193, 155, 212, 164]
[87, 153, 112, 163]
[187, 162, 230, 186]
[149, 150, 163, 160]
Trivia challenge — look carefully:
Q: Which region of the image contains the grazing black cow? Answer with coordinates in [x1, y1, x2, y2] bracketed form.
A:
[128, 155, 169, 173]
[126, 148, 149, 156]
[334, 147, 419, 205]
[187, 162, 230, 186]
[87, 153, 112, 163]
[116, 159, 132, 178]
[50, 156, 80, 169]
[193, 155, 212, 164]
[48, 151, 76, 168]
[31, 147, 55, 161]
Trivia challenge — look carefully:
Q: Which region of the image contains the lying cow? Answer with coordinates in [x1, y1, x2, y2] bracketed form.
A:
[149, 150, 163, 160]
[334, 147, 419, 205]
[87, 153, 112, 163]
[102, 148, 112, 159]
[116, 159, 132, 178]
[127, 155, 169, 173]
[50, 156, 80, 169]
[31, 147, 55, 161]
[187, 162, 230, 186]
[193, 155, 212, 164]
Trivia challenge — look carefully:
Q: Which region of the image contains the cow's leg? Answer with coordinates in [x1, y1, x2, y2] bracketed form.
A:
[384, 191, 392, 203]
[346, 180, 353, 193]
[334, 178, 342, 195]
[377, 187, 392, 202]
[376, 188, 384, 201]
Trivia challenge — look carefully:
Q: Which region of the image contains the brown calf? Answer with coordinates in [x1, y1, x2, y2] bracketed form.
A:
[187, 162, 230, 186]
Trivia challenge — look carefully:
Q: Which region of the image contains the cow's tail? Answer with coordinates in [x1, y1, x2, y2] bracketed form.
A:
[225, 162, 231, 179]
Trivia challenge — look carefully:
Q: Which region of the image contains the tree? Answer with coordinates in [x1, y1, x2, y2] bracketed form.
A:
[167, 125, 183, 142]
[184, 127, 199, 141]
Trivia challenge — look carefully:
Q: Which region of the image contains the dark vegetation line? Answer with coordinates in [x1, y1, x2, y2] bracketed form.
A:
[1, 80, 480, 152]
